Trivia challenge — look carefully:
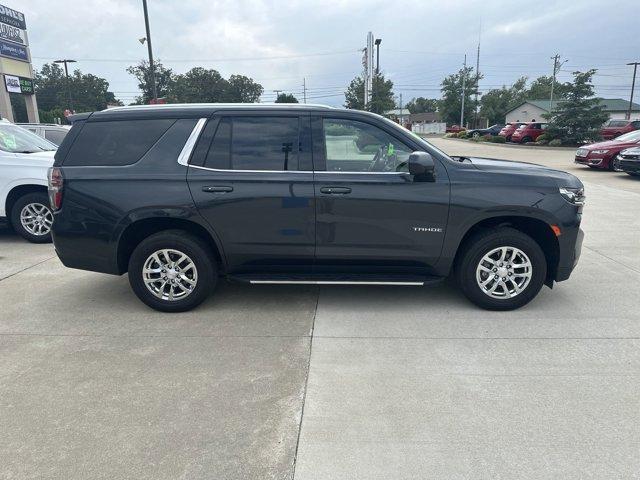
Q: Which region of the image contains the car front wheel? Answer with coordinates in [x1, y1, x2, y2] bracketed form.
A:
[128, 230, 217, 312]
[455, 227, 547, 310]
[11, 192, 53, 243]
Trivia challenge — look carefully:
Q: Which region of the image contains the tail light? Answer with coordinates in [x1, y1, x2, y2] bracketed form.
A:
[48, 167, 64, 211]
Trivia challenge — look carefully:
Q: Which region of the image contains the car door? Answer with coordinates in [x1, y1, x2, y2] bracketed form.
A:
[187, 112, 315, 274]
[312, 114, 450, 276]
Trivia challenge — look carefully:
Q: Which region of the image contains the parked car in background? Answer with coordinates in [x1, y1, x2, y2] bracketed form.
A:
[446, 124, 466, 134]
[600, 119, 640, 140]
[50, 104, 584, 313]
[613, 147, 640, 176]
[511, 122, 548, 143]
[574, 130, 640, 171]
[0, 120, 57, 243]
[17, 123, 70, 146]
[499, 122, 525, 142]
[466, 124, 504, 138]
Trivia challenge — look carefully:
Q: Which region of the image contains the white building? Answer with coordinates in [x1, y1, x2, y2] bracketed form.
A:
[505, 98, 640, 124]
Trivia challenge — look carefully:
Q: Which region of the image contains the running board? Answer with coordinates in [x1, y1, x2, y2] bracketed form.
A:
[229, 274, 443, 286]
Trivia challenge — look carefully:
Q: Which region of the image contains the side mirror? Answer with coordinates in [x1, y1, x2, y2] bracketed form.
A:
[408, 151, 436, 182]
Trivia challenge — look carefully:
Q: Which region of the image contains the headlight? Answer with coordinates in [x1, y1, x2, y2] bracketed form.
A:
[559, 187, 585, 206]
[621, 147, 640, 157]
[591, 149, 609, 155]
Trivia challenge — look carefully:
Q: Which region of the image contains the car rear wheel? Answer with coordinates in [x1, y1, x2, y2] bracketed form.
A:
[128, 230, 217, 312]
[10, 192, 53, 243]
[521, 136, 532, 143]
[455, 227, 547, 310]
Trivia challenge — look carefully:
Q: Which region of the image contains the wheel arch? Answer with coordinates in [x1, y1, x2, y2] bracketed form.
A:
[453, 215, 560, 283]
[115, 217, 225, 275]
[4, 184, 49, 224]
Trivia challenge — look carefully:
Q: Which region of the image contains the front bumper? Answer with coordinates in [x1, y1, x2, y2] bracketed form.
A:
[614, 155, 640, 174]
[556, 227, 584, 282]
[574, 155, 609, 168]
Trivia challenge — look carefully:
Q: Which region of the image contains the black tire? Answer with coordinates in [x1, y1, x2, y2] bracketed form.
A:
[10, 191, 53, 243]
[521, 136, 532, 144]
[506, 135, 512, 142]
[627, 172, 640, 177]
[128, 230, 217, 312]
[455, 227, 547, 311]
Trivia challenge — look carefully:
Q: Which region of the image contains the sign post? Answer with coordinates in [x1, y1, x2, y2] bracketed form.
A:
[0, 3, 38, 123]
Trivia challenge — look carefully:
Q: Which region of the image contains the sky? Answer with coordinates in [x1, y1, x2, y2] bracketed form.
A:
[17, 0, 640, 107]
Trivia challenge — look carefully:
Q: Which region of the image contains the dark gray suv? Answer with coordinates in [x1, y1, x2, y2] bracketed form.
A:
[49, 104, 584, 312]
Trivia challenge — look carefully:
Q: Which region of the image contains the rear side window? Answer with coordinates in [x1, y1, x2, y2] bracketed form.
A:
[44, 129, 67, 145]
[63, 119, 175, 166]
[204, 116, 299, 171]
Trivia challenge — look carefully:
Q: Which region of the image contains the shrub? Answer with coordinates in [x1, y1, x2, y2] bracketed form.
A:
[490, 135, 506, 143]
[456, 131, 468, 139]
[444, 133, 456, 138]
[535, 139, 549, 145]
[536, 133, 550, 143]
[548, 139, 562, 147]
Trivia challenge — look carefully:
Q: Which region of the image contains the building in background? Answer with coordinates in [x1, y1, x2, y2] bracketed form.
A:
[0, 3, 38, 123]
[505, 99, 640, 123]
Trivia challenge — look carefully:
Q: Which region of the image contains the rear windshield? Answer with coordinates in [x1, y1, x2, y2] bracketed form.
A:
[63, 119, 175, 166]
[605, 120, 629, 128]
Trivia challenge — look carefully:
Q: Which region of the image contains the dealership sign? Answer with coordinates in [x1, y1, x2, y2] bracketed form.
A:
[0, 38, 28, 61]
[4, 74, 33, 94]
[0, 22, 26, 45]
[0, 4, 25, 30]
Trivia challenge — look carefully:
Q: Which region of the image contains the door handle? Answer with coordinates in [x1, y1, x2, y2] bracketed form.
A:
[202, 185, 233, 193]
[320, 186, 351, 195]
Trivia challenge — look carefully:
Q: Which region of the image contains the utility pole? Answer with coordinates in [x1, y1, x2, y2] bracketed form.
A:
[142, 0, 157, 102]
[302, 78, 307, 104]
[399, 93, 403, 126]
[473, 23, 481, 128]
[53, 59, 76, 112]
[375, 38, 382, 74]
[460, 54, 467, 127]
[627, 62, 639, 120]
[549, 54, 567, 117]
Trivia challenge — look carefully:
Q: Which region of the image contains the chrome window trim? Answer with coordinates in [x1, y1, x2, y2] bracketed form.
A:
[177, 118, 208, 166]
[188, 164, 407, 175]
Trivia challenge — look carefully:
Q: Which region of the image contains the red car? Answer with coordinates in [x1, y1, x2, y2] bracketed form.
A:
[446, 124, 466, 134]
[510, 122, 548, 143]
[574, 129, 640, 170]
[600, 119, 640, 140]
[498, 122, 525, 142]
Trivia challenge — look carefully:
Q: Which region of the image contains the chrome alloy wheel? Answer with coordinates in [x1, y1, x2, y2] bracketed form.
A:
[475, 246, 533, 299]
[142, 249, 198, 301]
[20, 202, 53, 236]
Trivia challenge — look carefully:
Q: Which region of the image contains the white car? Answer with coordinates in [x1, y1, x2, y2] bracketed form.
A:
[0, 122, 57, 243]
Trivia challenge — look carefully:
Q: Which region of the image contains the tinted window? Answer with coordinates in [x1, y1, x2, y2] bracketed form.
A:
[0, 124, 56, 153]
[44, 129, 67, 146]
[64, 119, 175, 166]
[323, 118, 412, 172]
[204, 116, 299, 171]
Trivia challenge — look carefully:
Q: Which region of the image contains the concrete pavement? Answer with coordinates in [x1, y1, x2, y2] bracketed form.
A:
[1, 138, 639, 479]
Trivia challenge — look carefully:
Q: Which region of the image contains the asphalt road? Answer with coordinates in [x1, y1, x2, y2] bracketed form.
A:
[1, 138, 639, 479]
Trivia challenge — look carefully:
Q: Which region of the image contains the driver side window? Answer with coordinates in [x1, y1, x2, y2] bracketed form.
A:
[323, 118, 412, 172]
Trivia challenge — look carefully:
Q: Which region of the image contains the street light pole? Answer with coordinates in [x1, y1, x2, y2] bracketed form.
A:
[54, 59, 76, 112]
[375, 38, 382, 74]
[142, 0, 157, 102]
[627, 62, 639, 120]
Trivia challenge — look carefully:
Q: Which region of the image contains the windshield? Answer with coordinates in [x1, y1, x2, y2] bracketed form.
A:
[605, 120, 629, 128]
[0, 124, 57, 153]
[614, 130, 640, 142]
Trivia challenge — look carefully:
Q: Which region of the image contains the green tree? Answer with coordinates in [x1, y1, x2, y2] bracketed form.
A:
[525, 75, 571, 100]
[546, 70, 609, 144]
[224, 75, 264, 103]
[344, 73, 395, 114]
[439, 67, 480, 126]
[170, 67, 228, 103]
[479, 76, 528, 125]
[275, 92, 299, 103]
[405, 97, 439, 114]
[126, 60, 173, 104]
[34, 63, 120, 115]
